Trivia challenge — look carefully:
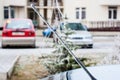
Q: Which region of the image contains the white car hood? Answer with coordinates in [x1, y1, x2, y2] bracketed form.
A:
[70, 64, 120, 80]
[41, 65, 120, 80]
[68, 31, 92, 38]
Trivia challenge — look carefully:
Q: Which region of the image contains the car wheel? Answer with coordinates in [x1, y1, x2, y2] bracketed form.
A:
[49, 32, 53, 38]
[88, 46, 93, 48]
[2, 45, 6, 48]
[31, 41, 36, 48]
[31, 44, 36, 48]
[88, 44, 93, 48]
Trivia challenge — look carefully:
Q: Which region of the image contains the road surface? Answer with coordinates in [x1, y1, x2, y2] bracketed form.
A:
[0, 36, 115, 56]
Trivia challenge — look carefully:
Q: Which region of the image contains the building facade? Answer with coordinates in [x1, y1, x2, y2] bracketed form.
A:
[64, 0, 120, 28]
[0, 0, 64, 28]
[0, 0, 120, 28]
[0, 0, 4, 27]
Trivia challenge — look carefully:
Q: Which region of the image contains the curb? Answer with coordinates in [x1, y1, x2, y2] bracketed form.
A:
[0, 55, 19, 80]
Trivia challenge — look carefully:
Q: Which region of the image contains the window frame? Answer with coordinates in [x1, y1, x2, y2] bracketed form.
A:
[4, 7, 9, 19]
[76, 8, 80, 19]
[10, 7, 15, 18]
[81, 8, 86, 19]
[108, 6, 117, 20]
[75, 7, 86, 20]
[4, 6, 15, 19]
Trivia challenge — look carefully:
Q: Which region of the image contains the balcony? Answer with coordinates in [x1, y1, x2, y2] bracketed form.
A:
[39, 1, 63, 7]
[81, 20, 120, 31]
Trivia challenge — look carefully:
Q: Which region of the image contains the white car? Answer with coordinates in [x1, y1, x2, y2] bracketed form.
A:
[53, 22, 93, 48]
[41, 64, 120, 80]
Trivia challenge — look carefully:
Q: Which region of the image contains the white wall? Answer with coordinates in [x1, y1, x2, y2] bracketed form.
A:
[64, 0, 82, 21]
[100, 0, 120, 6]
[64, 0, 120, 21]
[15, 8, 26, 18]
[86, 0, 107, 21]
[86, 0, 120, 21]
[0, 0, 4, 27]
[3, 0, 26, 6]
[117, 7, 120, 20]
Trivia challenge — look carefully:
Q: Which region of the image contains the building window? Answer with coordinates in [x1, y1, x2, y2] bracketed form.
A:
[108, 6, 117, 19]
[76, 7, 86, 20]
[44, 0, 48, 6]
[58, 0, 61, 2]
[4, 7, 9, 19]
[76, 8, 80, 19]
[29, 10, 37, 20]
[81, 8, 86, 19]
[4, 7, 15, 19]
[11, 7, 15, 18]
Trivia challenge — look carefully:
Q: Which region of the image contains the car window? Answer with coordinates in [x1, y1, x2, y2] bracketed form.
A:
[65, 23, 86, 31]
[6, 20, 32, 29]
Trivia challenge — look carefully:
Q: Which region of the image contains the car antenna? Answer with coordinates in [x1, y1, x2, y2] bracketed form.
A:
[31, 4, 97, 80]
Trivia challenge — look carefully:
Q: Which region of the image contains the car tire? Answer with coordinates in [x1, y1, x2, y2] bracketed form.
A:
[31, 40, 36, 48]
[88, 44, 93, 48]
[2, 45, 6, 48]
[49, 32, 53, 38]
[31, 44, 36, 48]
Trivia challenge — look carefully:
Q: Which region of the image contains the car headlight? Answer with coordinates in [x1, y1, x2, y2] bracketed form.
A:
[67, 37, 73, 39]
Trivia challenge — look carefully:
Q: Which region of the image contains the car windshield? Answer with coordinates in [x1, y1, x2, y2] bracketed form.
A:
[65, 23, 86, 31]
[6, 20, 32, 29]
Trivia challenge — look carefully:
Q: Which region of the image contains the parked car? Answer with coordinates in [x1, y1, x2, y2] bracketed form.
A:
[53, 22, 93, 48]
[41, 64, 120, 80]
[2, 19, 36, 48]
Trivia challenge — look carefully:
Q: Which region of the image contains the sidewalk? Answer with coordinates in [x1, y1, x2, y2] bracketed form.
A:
[0, 54, 19, 80]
